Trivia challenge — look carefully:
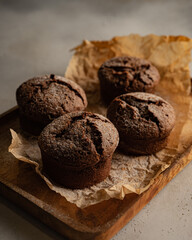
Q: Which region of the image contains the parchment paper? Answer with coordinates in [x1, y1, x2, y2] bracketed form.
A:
[9, 34, 192, 208]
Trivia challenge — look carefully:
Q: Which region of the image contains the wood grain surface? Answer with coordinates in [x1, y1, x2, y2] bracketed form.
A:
[0, 108, 192, 240]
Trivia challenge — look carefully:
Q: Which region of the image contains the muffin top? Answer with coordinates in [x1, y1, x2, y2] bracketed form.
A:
[16, 74, 87, 124]
[38, 111, 119, 170]
[107, 92, 175, 141]
[98, 56, 160, 102]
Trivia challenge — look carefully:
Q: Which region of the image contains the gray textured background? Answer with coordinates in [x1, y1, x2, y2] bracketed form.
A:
[0, 0, 192, 239]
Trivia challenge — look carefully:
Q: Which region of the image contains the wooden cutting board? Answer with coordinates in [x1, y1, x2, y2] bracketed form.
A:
[0, 107, 192, 240]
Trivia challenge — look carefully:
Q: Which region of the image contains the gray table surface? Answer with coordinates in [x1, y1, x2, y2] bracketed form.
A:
[0, 0, 192, 239]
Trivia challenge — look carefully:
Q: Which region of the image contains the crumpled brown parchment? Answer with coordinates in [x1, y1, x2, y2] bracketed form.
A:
[9, 34, 192, 208]
[65, 34, 192, 96]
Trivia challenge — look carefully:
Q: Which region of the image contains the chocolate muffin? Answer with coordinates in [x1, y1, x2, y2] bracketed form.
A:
[38, 111, 119, 189]
[107, 92, 175, 155]
[98, 56, 160, 104]
[16, 74, 87, 135]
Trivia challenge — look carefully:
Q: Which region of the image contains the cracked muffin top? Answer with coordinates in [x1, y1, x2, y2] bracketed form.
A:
[107, 92, 175, 140]
[16, 74, 87, 124]
[98, 56, 160, 104]
[38, 111, 119, 170]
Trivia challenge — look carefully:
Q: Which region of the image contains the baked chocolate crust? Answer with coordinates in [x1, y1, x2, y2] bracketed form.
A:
[98, 56, 160, 104]
[16, 74, 87, 135]
[107, 92, 175, 155]
[38, 111, 119, 189]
